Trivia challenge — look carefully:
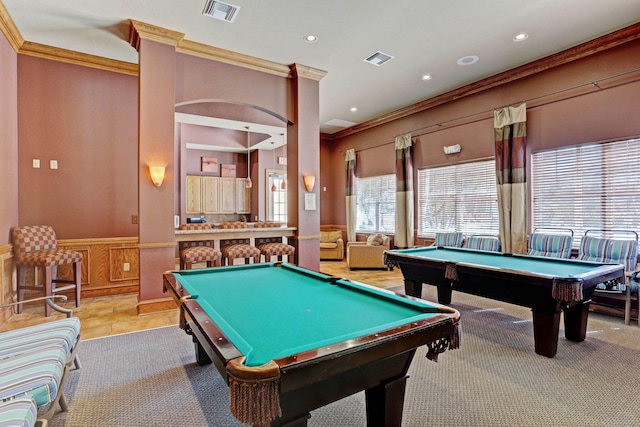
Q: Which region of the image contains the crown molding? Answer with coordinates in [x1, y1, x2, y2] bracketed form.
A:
[0, 0, 24, 52]
[328, 21, 640, 140]
[128, 19, 185, 51]
[290, 63, 327, 81]
[176, 39, 292, 78]
[18, 41, 138, 76]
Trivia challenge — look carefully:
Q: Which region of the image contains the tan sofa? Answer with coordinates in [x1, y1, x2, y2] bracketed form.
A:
[347, 234, 392, 270]
[320, 230, 344, 260]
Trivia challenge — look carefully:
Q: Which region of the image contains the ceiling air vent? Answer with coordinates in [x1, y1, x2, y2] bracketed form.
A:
[202, 0, 240, 23]
[364, 51, 394, 66]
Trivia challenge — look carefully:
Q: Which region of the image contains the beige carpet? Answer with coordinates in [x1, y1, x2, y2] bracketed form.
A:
[49, 288, 640, 427]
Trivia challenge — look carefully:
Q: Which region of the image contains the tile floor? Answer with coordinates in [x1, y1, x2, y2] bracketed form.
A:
[0, 261, 405, 339]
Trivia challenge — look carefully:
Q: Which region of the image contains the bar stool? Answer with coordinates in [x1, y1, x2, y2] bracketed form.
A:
[11, 225, 82, 317]
[218, 222, 261, 266]
[253, 222, 295, 264]
[177, 224, 222, 270]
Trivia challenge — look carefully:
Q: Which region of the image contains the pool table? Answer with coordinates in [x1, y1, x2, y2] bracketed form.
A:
[163, 262, 460, 427]
[384, 246, 625, 358]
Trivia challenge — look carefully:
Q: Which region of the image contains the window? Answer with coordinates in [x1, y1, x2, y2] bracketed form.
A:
[267, 171, 287, 223]
[531, 137, 640, 246]
[417, 160, 499, 237]
[356, 174, 395, 233]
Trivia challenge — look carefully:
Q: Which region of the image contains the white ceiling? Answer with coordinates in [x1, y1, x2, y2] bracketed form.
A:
[4, 0, 640, 135]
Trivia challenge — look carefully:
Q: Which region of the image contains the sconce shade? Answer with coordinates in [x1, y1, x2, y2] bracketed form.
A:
[245, 178, 253, 188]
[303, 175, 316, 192]
[149, 166, 166, 187]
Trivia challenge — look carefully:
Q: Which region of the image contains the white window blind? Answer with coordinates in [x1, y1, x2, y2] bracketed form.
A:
[417, 160, 499, 237]
[356, 174, 396, 233]
[531, 137, 640, 246]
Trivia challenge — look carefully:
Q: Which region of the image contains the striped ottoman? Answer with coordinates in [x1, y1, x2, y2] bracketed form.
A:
[0, 396, 39, 427]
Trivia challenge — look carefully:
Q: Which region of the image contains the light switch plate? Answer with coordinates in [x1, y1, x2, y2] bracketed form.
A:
[33, 159, 40, 168]
[50, 160, 58, 169]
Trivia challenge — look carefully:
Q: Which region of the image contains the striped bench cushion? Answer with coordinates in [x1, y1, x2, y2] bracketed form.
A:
[578, 236, 609, 263]
[434, 232, 464, 247]
[0, 396, 38, 427]
[465, 236, 501, 252]
[606, 239, 638, 271]
[0, 346, 67, 406]
[528, 233, 573, 258]
[0, 318, 80, 359]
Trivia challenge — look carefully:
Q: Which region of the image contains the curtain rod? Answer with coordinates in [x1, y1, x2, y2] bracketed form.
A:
[339, 67, 640, 153]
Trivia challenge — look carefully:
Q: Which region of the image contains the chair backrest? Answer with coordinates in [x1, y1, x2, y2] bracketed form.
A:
[434, 232, 464, 248]
[218, 222, 248, 229]
[178, 223, 211, 231]
[528, 233, 573, 258]
[465, 235, 501, 252]
[11, 225, 58, 258]
[253, 222, 282, 228]
[579, 230, 639, 271]
[178, 223, 213, 249]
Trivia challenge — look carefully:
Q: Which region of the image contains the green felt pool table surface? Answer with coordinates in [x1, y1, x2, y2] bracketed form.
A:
[172, 263, 452, 367]
[387, 246, 610, 278]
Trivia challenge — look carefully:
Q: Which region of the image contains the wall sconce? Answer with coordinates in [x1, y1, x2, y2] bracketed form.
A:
[303, 175, 316, 192]
[149, 166, 166, 187]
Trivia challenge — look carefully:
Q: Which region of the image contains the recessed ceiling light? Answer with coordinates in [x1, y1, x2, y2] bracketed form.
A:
[513, 33, 529, 42]
[350, 107, 358, 113]
[421, 74, 432, 81]
[457, 55, 479, 66]
[303, 35, 318, 43]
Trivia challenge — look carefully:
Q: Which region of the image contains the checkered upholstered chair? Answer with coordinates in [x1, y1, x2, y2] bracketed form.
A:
[434, 232, 465, 248]
[177, 224, 222, 270]
[217, 222, 261, 266]
[253, 222, 295, 264]
[11, 225, 82, 317]
[528, 229, 573, 258]
[465, 235, 502, 252]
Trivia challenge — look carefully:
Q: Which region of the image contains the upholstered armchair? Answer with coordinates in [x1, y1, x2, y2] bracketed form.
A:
[347, 234, 392, 270]
[319, 230, 344, 260]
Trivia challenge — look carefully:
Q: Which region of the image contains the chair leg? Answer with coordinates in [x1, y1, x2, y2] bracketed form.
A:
[73, 260, 81, 309]
[44, 266, 53, 317]
[16, 266, 27, 314]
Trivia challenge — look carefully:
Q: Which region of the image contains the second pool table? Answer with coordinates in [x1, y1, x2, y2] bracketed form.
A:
[163, 262, 460, 427]
[384, 246, 625, 358]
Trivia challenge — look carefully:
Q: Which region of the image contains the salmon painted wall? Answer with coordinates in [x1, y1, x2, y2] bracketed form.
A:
[16, 56, 139, 239]
[321, 39, 640, 228]
[0, 31, 18, 245]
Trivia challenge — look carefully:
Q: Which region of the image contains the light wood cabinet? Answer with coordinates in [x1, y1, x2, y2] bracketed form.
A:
[220, 178, 237, 214]
[186, 175, 251, 215]
[235, 178, 251, 213]
[186, 175, 202, 214]
[202, 177, 220, 214]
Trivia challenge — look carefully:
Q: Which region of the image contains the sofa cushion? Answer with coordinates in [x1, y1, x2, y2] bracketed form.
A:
[366, 233, 385, 246]
[320, 231, 342, 243]
[320, 242, 338, 249]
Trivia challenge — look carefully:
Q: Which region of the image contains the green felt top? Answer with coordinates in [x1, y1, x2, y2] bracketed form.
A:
[387, 246, 610, 278]
[173, 263, 449, 367]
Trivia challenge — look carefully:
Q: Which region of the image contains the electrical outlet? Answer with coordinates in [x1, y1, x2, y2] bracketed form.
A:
[131, 215, 138, 224]
[123, 263, 130, 272]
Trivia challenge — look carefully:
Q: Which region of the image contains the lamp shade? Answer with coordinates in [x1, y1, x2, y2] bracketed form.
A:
[149, 166, 165, 187]
[303, 175, 315, 192]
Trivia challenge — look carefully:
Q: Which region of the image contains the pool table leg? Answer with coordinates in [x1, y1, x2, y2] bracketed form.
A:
[563, 301, 589, 342]
[194, 339, 212, 366]
[404, 279, 422, 298]
[364, 374, 408, 427]
[531, 309, 560, 358]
